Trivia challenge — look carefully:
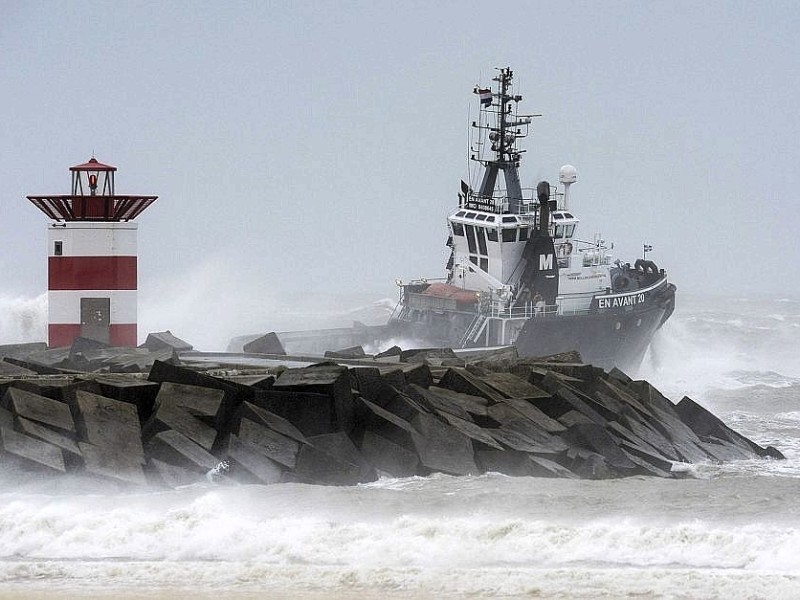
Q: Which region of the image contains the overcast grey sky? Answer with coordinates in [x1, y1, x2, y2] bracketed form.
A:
[2, 1, 799, 324]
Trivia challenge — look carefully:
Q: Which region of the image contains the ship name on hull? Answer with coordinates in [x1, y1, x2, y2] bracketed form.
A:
[597, 292, 646, 309]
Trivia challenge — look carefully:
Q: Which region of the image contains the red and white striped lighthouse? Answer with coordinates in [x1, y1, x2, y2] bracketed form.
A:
[27, 158, 157, 348]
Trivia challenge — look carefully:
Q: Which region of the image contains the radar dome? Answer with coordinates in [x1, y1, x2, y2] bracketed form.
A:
[559, 164, 577, 184]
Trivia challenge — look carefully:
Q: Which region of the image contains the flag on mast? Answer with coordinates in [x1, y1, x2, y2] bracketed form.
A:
[474, 87, 492, 106]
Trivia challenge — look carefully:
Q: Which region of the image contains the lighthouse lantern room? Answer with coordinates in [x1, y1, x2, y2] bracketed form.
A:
[27, 157, 157, 348]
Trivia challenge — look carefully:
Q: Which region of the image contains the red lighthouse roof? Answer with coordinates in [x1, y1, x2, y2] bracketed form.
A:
[69, 157, 117, 172]
[27, 156, 156, 222]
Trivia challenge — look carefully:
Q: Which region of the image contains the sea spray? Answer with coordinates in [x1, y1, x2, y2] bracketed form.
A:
[0, 293, 46, 344]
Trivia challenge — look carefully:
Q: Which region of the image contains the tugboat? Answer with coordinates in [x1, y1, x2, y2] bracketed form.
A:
[388, 67, 676, 370]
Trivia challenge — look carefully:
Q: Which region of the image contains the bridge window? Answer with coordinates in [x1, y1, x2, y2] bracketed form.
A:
[476, 228, 487, 255]
[487, 228, 498, 242]
[502, 229, 517, 242]
[480, 257, 488, 271]
[465, 212, 477, 219]
[452, 222, 464, 236]
[564, 224, 575, 238]
[465, 225, 477, 253]
[519, 227, 529, 242]
[477, 214, 488, 221]
[502, 216, 517, 223]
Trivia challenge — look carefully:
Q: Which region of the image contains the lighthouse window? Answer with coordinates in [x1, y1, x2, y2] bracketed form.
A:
[452, 222, 464, 236]
[519, 227, 529, 242]
[476, 228, 487, 255]
[54, 241, 63, 256]
[487, 228, 498, 242]
[502, 228, 517, 242]
[465, 225, 477, 253]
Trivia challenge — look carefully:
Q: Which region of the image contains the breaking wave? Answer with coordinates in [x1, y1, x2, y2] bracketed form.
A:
[637, 295, 800, 400]
[1, 478, 800, 597]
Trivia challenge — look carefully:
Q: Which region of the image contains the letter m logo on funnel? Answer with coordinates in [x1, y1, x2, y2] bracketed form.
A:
[539, 253, 554, 270]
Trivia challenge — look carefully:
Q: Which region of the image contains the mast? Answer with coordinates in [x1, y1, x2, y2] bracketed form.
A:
[470, 67, 533, 214]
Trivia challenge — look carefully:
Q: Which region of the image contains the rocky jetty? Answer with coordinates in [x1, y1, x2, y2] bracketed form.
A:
[0, 339, 784, 488]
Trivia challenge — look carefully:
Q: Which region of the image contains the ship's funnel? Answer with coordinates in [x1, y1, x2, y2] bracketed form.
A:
[537, 180, 550, 234]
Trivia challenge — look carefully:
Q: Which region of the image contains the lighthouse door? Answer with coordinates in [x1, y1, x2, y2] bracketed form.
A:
[80, 297, 111, 343]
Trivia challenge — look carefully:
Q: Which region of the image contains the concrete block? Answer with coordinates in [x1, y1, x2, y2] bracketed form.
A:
[148, 360, 255, 431]
[483, 372, 550, 399]
[79, 441, 146, 485]
[74, 390, 145, 467]
[528, 455, 578, 478]
[2, 387, 75, 432]
[242, 332, 286, 355]
[400, 363, 434, 388]
[1, 426, 65, 472]
[410, 411, 478, 475]
[438, 367, 506, 403]
[258, 389, 339, 437]
[675, 395, 777, 457]
[498, 398, 565, 433]
[360, 430, 419, 477]
[487, 403, 568, 453]
[348, 367, 386, 402]
[144, 382, 224, 451]
[273, 364, 355, 433]
[240, 401, 308, 445]
[561, 422, 638, 472]
[405, 384, 473, 420]
[399, 347, 459, 363]
[95, 376, 160, 422]
[237, 417, 300, 469]
[16, 416, 81, 457]
[374, 345, 402, 360]
[436, 411, 504, 450]
[0, 360, 38, 376]
[324, 346, 367, 359]
[141, 331, 193, 352]
[0, 342, 48, 360]
[295, 431, 377, 485]
[146, 429, 219, 472]
[224, 433, 284, 484]
[476, 449, 537, 476]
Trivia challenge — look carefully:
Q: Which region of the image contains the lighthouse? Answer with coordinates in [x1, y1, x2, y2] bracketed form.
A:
[27, 158, 157, 348]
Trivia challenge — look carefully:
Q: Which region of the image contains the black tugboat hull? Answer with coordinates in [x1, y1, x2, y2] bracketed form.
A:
[514, 285, 675, 371]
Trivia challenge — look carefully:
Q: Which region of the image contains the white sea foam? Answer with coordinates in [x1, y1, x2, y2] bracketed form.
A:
[2, 477, 800, 598]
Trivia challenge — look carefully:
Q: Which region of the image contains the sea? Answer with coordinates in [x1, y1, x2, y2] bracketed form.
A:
[1, 292, 800, 599]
